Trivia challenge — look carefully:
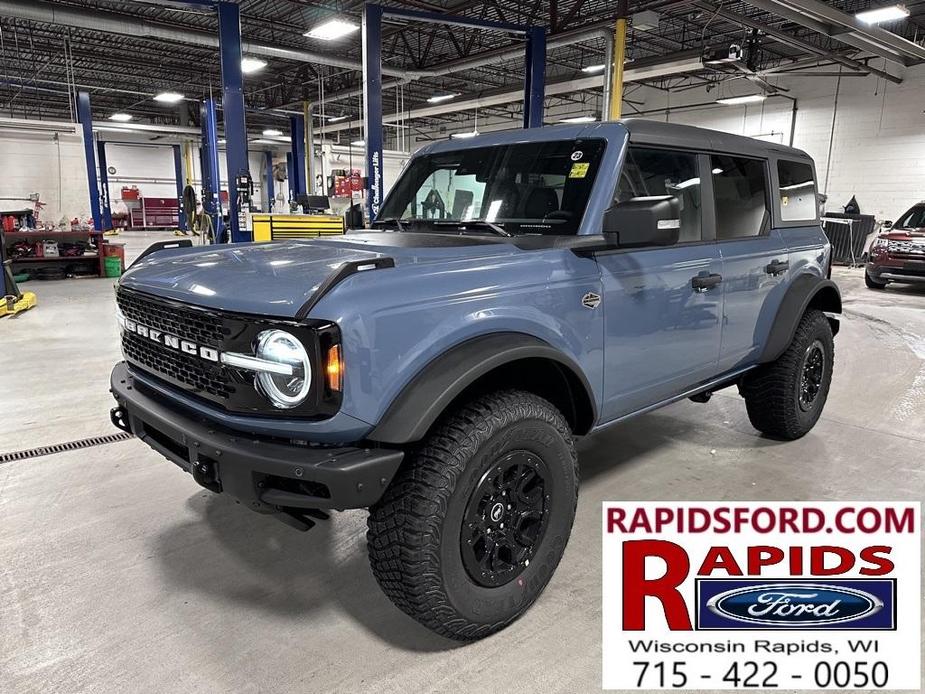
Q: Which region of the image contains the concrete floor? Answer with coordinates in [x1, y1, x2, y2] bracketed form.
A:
[1, 244, 923, 693]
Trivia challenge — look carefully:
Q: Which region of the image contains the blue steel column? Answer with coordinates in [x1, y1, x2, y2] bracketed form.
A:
[289, 114, 306, 198]
[200, 98, 223, 240]
[96, 140, 113, 230]
[362, 3, 384, 222]
[75, 91, 102, 230]
[264, 151, 275, 212]
[523, 26, 546, 128]
[172, 144, 187, 231]
[217, 0, 250, 242]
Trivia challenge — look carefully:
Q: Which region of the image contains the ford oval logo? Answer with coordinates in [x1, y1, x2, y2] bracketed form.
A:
[705, 583, 883, 627]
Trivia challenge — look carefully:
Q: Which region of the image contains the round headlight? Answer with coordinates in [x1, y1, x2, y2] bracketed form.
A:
[254, 330, 312, 409]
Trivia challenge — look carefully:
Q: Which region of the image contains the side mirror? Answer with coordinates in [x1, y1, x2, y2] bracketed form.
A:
[881, 220, 893, 230]
[602, 195, 681, 248]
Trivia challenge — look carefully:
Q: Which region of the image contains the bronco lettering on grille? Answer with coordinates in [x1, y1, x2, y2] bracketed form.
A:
[123, 318, 220, 362]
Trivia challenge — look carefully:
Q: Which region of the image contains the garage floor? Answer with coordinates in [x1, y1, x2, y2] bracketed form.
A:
[1, 240, 923, 693]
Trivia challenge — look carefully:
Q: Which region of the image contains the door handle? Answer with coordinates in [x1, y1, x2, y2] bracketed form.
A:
[691, 272, 722, 292]
[765, 259, 789, 275]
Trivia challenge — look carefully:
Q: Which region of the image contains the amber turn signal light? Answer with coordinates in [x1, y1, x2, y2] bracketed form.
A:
[325, 344, 343, 392]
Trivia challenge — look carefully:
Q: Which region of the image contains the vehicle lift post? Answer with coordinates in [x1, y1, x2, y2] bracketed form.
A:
[200, 97, 223, 240]
[75, 91, 104, 232]
[361, 2, 546, 222]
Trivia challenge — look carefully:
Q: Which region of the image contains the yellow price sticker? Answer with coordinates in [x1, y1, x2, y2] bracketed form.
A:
[569, 162, 590, 178]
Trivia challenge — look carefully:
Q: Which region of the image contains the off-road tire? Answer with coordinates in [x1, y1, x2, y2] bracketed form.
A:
[367, 390, 578, 641]
[741, 309, 834, 440]
[865, 272, 887, 289]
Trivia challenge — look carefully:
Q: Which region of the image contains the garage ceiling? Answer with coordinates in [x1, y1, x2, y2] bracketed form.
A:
[1, 0, 923, 143]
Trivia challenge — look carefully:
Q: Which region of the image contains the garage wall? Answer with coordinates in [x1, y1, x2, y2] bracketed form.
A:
[0, 129, 91, 223]
[632, 63, 925, 219]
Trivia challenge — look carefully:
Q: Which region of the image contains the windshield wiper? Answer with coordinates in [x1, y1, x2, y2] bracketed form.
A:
[433, 220, 512, 237]
[370, 217, 407, 232]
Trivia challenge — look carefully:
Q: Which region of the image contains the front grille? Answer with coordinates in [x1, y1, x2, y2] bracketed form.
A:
[117, 288, 234, 400]
[117, 288, 225, 349]
[888, 240, 925, 260]
[122, 331, 232, 398]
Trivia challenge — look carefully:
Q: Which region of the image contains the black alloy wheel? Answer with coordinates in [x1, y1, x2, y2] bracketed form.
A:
[461, 451, 550, 588]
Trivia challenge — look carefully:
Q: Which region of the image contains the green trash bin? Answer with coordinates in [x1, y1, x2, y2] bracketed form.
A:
[104, 254, 123, 278]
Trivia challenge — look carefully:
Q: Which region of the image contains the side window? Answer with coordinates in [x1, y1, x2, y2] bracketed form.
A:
[777, 159, 817, 222]
[711, 155, 770, 239]
[616, 147, 702, 243]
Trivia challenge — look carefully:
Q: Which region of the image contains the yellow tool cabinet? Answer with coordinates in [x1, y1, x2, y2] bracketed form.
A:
[251, 214, 345, 242]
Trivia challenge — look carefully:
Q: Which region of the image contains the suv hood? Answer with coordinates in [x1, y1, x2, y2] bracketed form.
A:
[119, 233, 521, 318]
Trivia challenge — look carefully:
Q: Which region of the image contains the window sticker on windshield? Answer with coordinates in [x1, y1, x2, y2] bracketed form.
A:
[571, 151, 584, 161]
[569, 162, 590, 178]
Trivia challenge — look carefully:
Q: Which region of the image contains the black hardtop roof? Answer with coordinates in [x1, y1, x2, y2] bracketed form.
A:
[621, 118, 812, 162]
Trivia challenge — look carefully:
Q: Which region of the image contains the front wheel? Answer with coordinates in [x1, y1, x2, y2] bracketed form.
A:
[366, 390, 578, 641]
[741, 309, 834, 440]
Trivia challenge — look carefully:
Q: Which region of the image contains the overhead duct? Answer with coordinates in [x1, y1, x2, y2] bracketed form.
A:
[0, 0, 425, 79]
[319, 55, 707, 135]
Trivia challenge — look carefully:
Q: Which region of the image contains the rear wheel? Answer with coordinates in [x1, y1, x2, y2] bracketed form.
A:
[741, 309, 834, 440]
[366, 390, 578, 641]
[865, 272, 887, 289]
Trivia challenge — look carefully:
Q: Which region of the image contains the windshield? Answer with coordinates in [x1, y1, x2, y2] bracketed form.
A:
[377, 139, 607, 235]
[894, 205, 925, 230]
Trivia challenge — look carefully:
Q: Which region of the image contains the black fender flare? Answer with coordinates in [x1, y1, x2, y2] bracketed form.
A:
[367, 332, 597, 444]
[759, 274, 841, 363]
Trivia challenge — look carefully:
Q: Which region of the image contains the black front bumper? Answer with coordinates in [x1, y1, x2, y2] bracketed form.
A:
[109, 362, 403, 514]
[867, 261, 925, 284]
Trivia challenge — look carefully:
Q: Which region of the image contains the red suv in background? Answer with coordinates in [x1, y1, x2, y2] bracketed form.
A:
[866, 202, 925, 289]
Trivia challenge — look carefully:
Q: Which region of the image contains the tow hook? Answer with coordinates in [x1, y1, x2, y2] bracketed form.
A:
[191, 456, 222, 493]
[110, 407, 132, 434]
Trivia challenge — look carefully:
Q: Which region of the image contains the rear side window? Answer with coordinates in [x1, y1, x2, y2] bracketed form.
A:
[777, 159, 817, 222]
[711, 155, 769, 240]
[616, 147, 703, 243]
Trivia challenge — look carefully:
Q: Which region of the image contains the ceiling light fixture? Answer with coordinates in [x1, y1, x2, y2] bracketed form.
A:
[241, 57, 268, 74]
[560, 115, 597, 123]
[716, 94, 767, 105]
[327, 115, 349, 123]
[305, 19, 359, 41]
[451, 131, 479, 139]
[581, 64, 606, 73]
[351, 140, 365, 147]
[109, 113, 133, 122]
[427, 93, 458, 104]
[856, 4, 909, 23]
[262, 129, 283, 137]
[153, 92, 184, 103]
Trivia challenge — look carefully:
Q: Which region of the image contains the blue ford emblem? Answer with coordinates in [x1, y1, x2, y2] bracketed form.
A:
[705, 583, 883, 627]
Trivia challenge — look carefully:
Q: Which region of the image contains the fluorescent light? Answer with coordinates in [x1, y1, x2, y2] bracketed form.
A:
[109, 113, 133, 122]
[581, 64, 606, 73]
[305, 19, 359, 41]
[560, 115, 597, 123]
[712, 167, 724, 174]
[856, 4, 909, 23]
[716, 94, 767, 105]
[328, 115, 349, 123]
[625, 57, 704, 82]
[350, 140, 365, 147]
[153, 92, 184, 103]
[451, 131, 479, 139]
[674, 177, 700, 190]
[427, 93, 458, 104]
[241, 57, 267, 74]
[262, 129, 283, 137]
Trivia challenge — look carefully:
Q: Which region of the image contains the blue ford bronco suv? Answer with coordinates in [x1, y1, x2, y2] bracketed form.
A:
[110, 120, 840, 640]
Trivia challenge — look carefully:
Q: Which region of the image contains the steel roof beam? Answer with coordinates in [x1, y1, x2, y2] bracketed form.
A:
[693, 2, 902, 84]
[742, 0, 914, 67]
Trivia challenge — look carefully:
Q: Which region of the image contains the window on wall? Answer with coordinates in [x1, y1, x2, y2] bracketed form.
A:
[616, 147, 703, 243]
[711, 155, 770, 240]
[777, 159, 817, 222]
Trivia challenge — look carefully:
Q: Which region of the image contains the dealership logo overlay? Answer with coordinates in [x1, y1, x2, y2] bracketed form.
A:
[601, 502, 921, 690]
